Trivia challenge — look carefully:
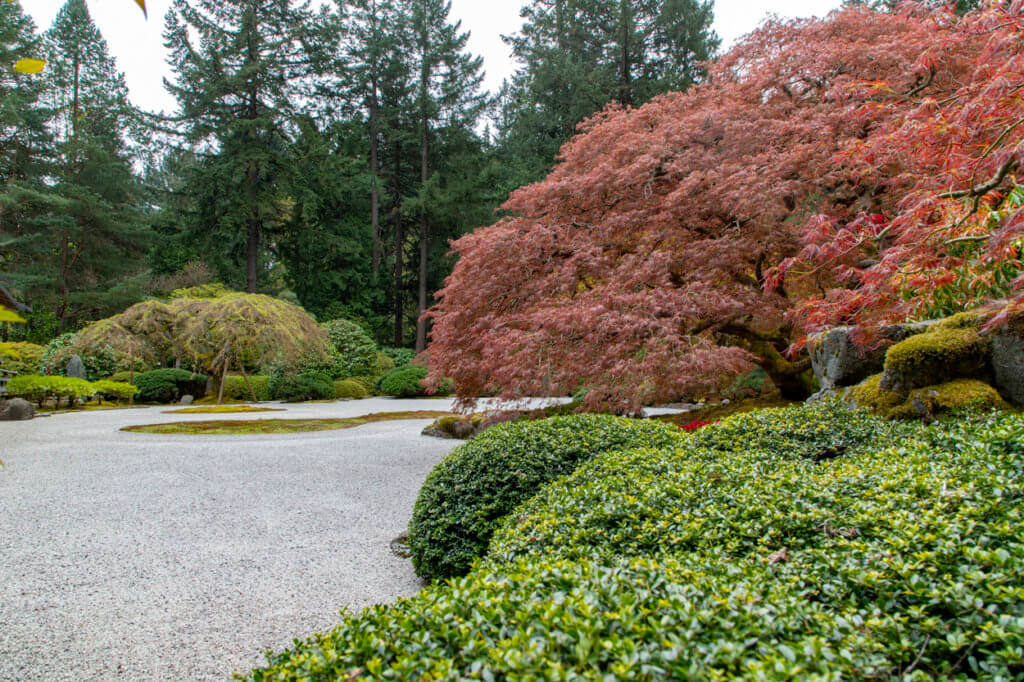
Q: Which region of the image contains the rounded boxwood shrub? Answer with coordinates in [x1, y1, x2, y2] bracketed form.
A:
[321, 319, 378, 378]
[134, 369, 208, 403]
[407, 414, 683, 581]
[269, 371, 335, 402]
[377, 364, 429, 397]
[252, 408, 1024, 681]
[333, 378, 368, 399]
[222, 375, 272, 401]
[0, 341, 45, 375]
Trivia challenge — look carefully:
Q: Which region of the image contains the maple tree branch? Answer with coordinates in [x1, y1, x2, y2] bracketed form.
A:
[939, 157, 1018, 199]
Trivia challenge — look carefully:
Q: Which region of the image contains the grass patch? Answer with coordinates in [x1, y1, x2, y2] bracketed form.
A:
[163, 405, 284, 414]
[122, 410, 453, 435]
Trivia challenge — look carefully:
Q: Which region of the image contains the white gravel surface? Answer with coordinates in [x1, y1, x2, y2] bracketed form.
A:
[0, 397, 555, 681]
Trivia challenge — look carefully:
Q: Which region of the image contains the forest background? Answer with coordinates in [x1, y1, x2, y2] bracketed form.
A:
[0, 0, 729, 349]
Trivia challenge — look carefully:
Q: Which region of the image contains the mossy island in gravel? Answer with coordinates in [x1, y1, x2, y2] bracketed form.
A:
[123, 411, 452, 435]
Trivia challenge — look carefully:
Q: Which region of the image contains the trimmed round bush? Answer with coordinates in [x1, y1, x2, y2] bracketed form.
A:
[222, 375, 272, 401]
[269, 371, 335, 402]
[333, 378, 368, 399]
[377, 365, 429, 397]
[252, 408, 1024, 681]
[134, 369, 208, 403]
[91, 380, 139, 403]
[373, 352, 396, 377]
[407, 414, 683, 581]
[321, 319, 378, 378]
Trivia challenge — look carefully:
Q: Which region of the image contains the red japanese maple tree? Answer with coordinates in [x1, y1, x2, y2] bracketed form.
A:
[776, 2, 1024, 338]
[427, 4, 994, 412]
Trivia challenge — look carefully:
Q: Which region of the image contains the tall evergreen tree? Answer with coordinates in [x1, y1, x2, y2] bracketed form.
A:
[163, 0, 331, 292]
[0, 0, 148, 333]
[408, 0, 485, 351]
[497, 0, 719, 188]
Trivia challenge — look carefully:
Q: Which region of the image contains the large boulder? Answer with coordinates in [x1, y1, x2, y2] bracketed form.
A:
[0, 397, 35, 421]
[809, 322, 933, 390]
[65, 354, 87, 380]
[847, 375, 1008, 420]
[992, 329, 1024, 405]
[879, 314, 990, 394]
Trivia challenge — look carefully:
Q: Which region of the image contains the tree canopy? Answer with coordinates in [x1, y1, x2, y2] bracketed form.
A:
[427, 4, 1009, 412]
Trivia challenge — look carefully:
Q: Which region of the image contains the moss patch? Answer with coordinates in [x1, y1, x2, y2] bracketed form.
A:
[163, 405, 284, 414]
[883, 326, 990, 392]
[849, 374, 1012, 419]
[651, 397, 799, 426]
[122, 411, 453, 435]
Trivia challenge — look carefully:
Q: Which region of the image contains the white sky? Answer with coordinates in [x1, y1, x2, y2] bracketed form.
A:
[22, 0, 845, 115]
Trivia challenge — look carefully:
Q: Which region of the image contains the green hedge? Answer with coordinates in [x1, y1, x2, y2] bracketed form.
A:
[333, 379, 368, 399]
[223, 375, 272, 401]
[135, 369, 208, 403]
[377, 365, 429, 397]
[270, 371, 335, 402]
[91, 380, 139, 402]
[7, 375, 97, 407]
[407, 414, 683, 581]
[251, 404, 1024, 680]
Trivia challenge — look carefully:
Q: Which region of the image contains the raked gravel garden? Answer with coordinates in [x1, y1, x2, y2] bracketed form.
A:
[0, 398, 565, 680]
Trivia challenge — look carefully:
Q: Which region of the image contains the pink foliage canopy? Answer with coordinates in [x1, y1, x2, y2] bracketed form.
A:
[428, 4, 1011, 412]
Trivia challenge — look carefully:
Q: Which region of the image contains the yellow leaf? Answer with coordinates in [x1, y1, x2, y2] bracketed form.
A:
[14, 58, 45, 74]
[0, 308, 25, 323]
[134, 0, 147, 17]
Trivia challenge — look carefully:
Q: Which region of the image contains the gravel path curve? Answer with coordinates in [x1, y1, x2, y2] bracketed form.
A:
[0, 397, 549, 681]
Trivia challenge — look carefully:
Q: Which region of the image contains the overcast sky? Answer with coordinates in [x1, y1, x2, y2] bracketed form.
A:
[22, 0, 845, 114]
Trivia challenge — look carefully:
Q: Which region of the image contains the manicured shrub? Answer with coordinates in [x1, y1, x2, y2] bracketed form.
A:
[269, 371, 335, 402]
[91, 380, 139, 403]
[345, 375, 377, 395]
[373, 352, 395, 377]
[321, 319, 378, 378]
[0, 342, 45, 375]
[408, 414, 683, 581]
[252, 408, 1024, 681]
[107, 371, 135, 384]
[6, 375, 51, 406]
[134, 369, 208, 403]
[380, 346, 415, 367]
[333, 379, 368, 399]
[7, 375, 97, 407]
[222, 375, 272, 401]
[377, 364, 429, 397]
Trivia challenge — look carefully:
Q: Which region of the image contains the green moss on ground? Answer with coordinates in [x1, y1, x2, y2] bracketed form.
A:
[122, 411, 453, 435]
[163, 405, 285, 414]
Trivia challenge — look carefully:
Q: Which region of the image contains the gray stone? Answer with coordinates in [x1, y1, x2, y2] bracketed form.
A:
[807, 388, 841, 404]
[992, 330, 1024, 405]
[179, 395, 194, 405]
[65, 354, 87, 380]
[809, 322, 935, 390]
[0, 397, 35, 421]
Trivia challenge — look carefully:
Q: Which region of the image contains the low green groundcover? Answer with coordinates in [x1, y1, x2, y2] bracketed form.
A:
[123, 411, 452, 434]
[249, 403, 1024, 680]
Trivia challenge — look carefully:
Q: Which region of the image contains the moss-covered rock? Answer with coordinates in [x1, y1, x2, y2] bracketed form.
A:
[881, 321, 990, 394]
[848, 373, 1009, 420]
[889, 379, 1010, 420]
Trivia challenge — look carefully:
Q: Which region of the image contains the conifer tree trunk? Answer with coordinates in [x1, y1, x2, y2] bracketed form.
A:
[619, 0, 632, 106]
[392, 142, 404, 347]
[369, 75, 382, 274]
[416, 15, 430, 354]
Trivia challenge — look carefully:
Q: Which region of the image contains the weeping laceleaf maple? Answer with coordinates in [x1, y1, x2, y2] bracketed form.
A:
[775, 2, 1024, 337]
[427, 5, 983, 412]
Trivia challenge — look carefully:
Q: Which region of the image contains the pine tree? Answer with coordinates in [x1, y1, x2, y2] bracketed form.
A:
[0, 0, 148, 332]
[497, 0, 718, 187]
[163, 0, 331, 292]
